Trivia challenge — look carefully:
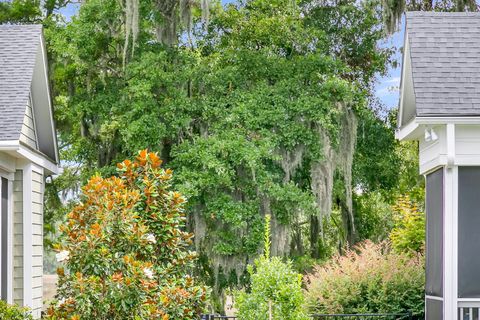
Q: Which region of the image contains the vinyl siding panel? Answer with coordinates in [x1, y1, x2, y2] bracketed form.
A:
[13, 170, 23, 306]
[19, 101, 37, 150]
[30, 170, 43, 319]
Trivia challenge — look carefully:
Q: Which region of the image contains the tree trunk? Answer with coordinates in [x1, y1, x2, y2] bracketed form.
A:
[340, 198, 356, 246]
[310, 215, 321, 258]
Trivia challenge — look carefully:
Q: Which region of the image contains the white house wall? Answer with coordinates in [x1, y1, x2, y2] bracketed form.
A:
[419, 125, 447, 174]
[419, 125, 480, 174]
[454, 125, 480, 166]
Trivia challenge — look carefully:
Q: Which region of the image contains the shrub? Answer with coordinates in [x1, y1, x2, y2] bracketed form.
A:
[0, 300, 32, 320]
[234, 215, 308, 320]
[304, 241, 424, 317]
[45, 150, 208, 320]
[390, 195, 425, 254]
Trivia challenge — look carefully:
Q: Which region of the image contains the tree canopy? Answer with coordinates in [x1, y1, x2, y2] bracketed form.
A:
[6, 0, 473, 311]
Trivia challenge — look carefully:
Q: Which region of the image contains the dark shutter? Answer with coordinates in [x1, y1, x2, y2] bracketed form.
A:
[426, 168, 444, 297]
[458, 167, 480, 298]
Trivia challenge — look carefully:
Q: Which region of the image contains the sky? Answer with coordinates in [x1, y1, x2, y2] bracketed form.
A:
[376, 25, 404, 110]
[59, 1, 403, 111]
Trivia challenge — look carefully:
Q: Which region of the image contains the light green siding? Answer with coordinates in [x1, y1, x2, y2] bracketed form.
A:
[31, 170, 43, 318]
[13, 170, 23, 306]
[12, 169, 45, 319]
[20, 101, 37, 150]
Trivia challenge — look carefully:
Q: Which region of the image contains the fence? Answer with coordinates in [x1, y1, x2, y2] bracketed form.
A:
[201, 312, 413, 320]
[311, 312, 413, 319]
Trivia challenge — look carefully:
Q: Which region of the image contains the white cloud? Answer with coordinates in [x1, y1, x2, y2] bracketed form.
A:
[384, 76, 400, 85]
[376, 76, 401, 98]
[376, 87, 392, 97]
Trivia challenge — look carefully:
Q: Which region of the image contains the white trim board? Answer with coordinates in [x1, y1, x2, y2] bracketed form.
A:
[7, 178, 13, 304]
[443, 165, 459, 320]
[417, 117, 480, 125]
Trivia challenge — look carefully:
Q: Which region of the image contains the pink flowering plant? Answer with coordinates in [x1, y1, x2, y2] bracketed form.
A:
[46, 150, 208, 320]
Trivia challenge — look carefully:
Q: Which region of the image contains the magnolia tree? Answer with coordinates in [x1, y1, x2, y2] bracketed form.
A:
[46, 150, 208, 320]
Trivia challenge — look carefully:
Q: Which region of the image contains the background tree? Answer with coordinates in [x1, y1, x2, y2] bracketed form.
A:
[44, 0, 408, 307]
[8, 0, 466, 311]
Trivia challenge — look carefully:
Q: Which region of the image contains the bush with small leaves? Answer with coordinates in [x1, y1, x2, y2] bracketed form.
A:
[45, 150, 208, 320]
[304, 241, 424, 317]
[234, 215, 308, 320]
[0, 300, 32, 320]
[390, 195, 425, 254]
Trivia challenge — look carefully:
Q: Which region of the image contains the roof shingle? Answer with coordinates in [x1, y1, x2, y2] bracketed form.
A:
[406, 12, 480, 117]
[0, 24, 42, 141]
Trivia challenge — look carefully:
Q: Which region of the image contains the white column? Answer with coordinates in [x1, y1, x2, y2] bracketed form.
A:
[444, 123, 458, 320]
[7, 178, 13, 304]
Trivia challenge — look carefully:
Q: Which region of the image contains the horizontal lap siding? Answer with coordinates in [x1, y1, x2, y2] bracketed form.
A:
[13, 171, 23, 306]
[31, 170, 43, 319]
[19, 102, 37, 150]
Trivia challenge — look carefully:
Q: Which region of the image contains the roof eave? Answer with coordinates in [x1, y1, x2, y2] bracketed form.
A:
[396, 117, 421, 141]
[0, 140, 59, 175]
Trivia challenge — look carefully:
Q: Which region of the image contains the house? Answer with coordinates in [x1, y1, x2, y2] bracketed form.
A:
[397, 12, 480, 320]
[0, 25, 59, 318]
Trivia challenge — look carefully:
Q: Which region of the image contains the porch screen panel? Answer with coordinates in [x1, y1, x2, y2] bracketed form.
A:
[426, 168, 443, 297]
[426, 298, 443, 320]
[458, 167, 480, 297]
[1, 177, 7, 301]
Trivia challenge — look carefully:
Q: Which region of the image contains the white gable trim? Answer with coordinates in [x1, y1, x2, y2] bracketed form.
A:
[416, 117, 480, 125]
[17, 146, 58, 175]
[0, 141, 58, 174]
[395, 118, 420, 140]
[398, 31, 418, 130]
[39, 34, 59, 163]
[398, 31, 409, 127]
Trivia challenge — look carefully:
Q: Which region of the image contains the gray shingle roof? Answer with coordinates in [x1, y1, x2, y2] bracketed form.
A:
[0, 24, 42, 141]
[406, 12, 480, 116]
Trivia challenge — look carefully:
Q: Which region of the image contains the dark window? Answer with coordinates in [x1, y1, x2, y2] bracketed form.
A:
[426, 168, 444, 297]
[458, 167, 480, 298]
[1, 177, 7, 301]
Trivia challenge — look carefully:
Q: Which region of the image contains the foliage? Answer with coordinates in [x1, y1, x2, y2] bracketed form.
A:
[41, 0, 418, 307]
[0, 0, 76, 23]
[45, 150, 208, 320]
[0, 300, 32, 320]
[304, 241, 425, 317]
[46, 0, 376, 299]
[390, 196, 425, 254]
[235, 215, 308, 320]
[354, 191, 395, 242]
[0, 0, 41, 23]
